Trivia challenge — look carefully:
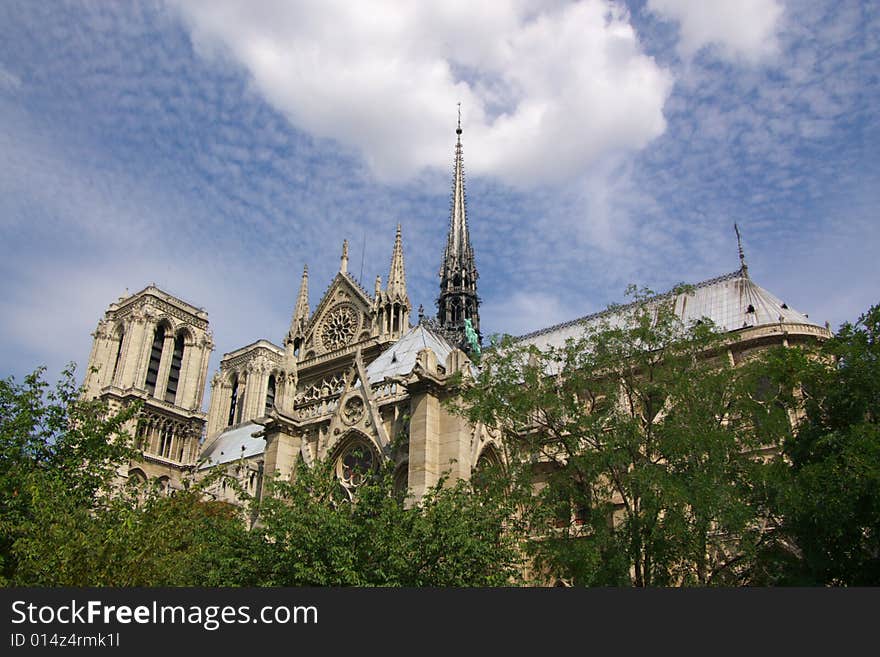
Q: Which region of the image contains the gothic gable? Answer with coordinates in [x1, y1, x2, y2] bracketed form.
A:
[300, 273, 375, 359]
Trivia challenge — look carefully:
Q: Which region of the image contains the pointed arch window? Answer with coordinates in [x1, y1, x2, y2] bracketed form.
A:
[227, 376, 239, 427]
[144, 325, 166, 395]
[335, 438, 377, 500]
[164, 333, 185, 404]
[265, 375, 277, 414]
[159, 425, 173, 459]
[111, 326, 125, 383]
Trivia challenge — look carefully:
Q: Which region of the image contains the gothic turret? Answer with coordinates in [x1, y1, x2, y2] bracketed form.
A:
[437, 112, 480, 349]
[285, 264, 310, 358]
[375, 224, 410, 340]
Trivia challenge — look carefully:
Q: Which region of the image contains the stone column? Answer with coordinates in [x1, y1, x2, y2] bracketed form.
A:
[195, 335, 214, 411]
[205, 373, 223, 439]
[119, 314, 150, 390]
[407, 390, 440, 499]
[176, 335, 195, 408]
[437, 405, 470, 484]
[263, 427, 302, 483]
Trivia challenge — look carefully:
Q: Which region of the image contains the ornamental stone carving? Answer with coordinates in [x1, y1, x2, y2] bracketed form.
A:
[341, 395, 365, 426]
[319, 304, 359, 351]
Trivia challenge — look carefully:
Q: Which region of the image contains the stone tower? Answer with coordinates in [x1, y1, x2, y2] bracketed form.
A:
[437, 113, 480, 350]
[83, 285, 213, 489]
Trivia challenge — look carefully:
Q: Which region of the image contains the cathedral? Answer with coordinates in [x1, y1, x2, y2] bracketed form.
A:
[82, 123, 830, 506]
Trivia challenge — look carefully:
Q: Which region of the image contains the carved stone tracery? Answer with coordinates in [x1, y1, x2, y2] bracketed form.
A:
[319, 304, 359, 351]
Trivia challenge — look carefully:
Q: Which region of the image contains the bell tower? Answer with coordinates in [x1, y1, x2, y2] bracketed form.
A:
[84, 285, 213, 488]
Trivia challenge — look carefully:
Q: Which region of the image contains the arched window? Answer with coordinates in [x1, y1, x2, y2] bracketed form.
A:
[111, 326, 125, 383]
[265, 374, 277, 414]
[335, 438, 377, 500]
[164, 333, 185, 404]
[472, 447, 501, 492]
[159, 426, 173, 459]
[235, 380, 245, 424]
[128, 468, 147, 485]
[144, 325, 166, 395]
[227, 376, 239, 427]
[393, 463, 409, 500]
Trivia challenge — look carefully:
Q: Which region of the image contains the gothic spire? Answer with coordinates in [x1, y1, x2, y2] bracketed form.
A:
[386, 223, 408, 303]
[286, 264, 309, 350]
[437, 109, 480, 349]
[375, 225, 410, 340]
[443, 103, 471, 272]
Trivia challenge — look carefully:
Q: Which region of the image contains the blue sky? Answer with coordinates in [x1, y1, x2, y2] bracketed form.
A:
[1, 0, 878, 388]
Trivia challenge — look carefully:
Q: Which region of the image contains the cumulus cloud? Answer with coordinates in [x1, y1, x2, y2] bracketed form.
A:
[170, 0, 672, 186]
[647, 0, 784, 62]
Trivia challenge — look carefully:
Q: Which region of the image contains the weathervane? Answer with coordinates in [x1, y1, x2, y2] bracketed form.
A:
[734, 223, 749, 276]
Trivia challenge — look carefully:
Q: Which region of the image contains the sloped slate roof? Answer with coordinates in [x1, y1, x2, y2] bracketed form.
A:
[518, 269, 820, 352]
[199, 421, 264, 469]
[364, 324, 456, 384]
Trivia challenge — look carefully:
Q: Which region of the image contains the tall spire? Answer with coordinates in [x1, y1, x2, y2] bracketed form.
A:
[285, 264, 309, 351]
[375, 225, 410, 340]
[437, 108, 480, 350]
[386, 223, 408, 302]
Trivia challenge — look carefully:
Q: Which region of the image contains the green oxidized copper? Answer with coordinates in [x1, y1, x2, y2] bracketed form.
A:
[464, 318, 481, 355]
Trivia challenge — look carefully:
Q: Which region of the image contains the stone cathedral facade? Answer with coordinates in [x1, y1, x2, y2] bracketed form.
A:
[83, 125, 830, 505]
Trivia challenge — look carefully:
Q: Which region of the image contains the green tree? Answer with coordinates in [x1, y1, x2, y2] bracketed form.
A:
[245, 460, 524, 586]
[1, 365, 252, 586]
[456, 287, 794, 586]
[765, 303, 880, 585]
[0, 365, 139, 584]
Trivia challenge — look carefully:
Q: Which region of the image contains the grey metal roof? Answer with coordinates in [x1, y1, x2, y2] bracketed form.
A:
[518, 269, 820, 352]
[199, 421, 264, 469]
[364, 324, 456, 384]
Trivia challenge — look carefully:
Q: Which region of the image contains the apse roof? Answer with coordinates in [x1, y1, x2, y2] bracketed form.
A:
[518, 268, 821, 352]
[199, 421, 264, 469]
[364, 324, 456, 384]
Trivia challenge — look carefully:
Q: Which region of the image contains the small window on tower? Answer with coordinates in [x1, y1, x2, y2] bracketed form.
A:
[164, 333, 185, 404]
[144, 325, 166, 395]
[265, 375, 277, 414]
[227, 376, 239, 427]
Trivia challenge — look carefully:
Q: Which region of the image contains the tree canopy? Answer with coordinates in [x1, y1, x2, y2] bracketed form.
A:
[455, 287, 852, 586]
[0, 366, 522, 586]
[2, 299, 878, 587]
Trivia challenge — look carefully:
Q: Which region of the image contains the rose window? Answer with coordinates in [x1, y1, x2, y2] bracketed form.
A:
[320, 306, 358, 350]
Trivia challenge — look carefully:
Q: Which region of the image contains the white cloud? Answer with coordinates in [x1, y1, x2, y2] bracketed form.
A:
[0, 64, 21, 93]
[170, 0, 672, 186]
[647, 0, 784, 62]
[481, 290, 573, 337]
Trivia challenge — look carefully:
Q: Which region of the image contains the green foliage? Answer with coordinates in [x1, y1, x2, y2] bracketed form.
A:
[765, 304, 880, 585]
[457, 287, 796, 586]
[1, 366, 521, 587]
[11, 483, 251, 586]
[245, 461, 523, 586]
[0, 365, 140, 584]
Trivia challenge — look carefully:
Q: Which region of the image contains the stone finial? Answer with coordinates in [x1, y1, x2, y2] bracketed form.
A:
[340, 239, 349, 274]
[386, 224, 408, 303]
